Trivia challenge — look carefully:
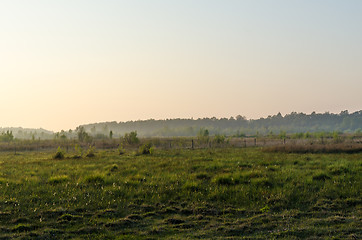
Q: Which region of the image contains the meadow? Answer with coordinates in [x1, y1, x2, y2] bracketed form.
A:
[0, 145, 361, 239]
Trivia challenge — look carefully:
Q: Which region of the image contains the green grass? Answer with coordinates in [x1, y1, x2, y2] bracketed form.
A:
[48, 175, 69, 184]
[0, 148, 361, 239]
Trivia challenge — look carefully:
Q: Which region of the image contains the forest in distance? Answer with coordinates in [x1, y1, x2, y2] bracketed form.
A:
[1, 110, 361, 140]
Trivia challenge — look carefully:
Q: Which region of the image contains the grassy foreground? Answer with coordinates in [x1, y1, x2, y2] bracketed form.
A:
[0, 148, 361, 239]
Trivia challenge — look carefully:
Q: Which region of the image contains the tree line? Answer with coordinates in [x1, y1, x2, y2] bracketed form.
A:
[79, 110, 362, 137]
[1, 110, 361, 141]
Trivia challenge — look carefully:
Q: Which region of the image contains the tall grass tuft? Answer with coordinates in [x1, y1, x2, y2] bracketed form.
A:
[48, 175, 69, 184]
[84, 174, 105, 184]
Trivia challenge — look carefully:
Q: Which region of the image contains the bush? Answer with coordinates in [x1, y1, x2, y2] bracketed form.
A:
[54, 147, 65, 159]
[73, 144, 82, 158]
[123, 131, 139, 145]
[86, 146, 96, 157]
[138, 143, 154, 155]
[213, 134, 225, 144]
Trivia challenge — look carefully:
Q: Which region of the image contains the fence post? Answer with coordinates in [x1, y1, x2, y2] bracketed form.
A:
[191, 139, 194, 149]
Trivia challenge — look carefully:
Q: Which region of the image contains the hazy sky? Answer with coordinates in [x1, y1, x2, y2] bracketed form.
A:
[1, 0, 361, 131]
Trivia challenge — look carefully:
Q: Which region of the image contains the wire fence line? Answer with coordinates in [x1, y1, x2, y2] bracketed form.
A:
[0, 136, 361, 153]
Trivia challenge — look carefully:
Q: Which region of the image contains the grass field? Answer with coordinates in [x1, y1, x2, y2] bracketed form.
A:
[0, 147, 361, 239]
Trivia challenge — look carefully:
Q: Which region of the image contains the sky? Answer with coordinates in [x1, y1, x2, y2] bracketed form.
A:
[1, 0, 361, 131]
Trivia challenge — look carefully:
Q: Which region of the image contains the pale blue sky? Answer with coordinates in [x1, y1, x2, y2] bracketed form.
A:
[0, 0, 361, 131]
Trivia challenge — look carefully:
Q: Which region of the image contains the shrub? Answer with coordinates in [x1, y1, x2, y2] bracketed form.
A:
[86, 146, 96, 157]
[54, 147, 65, 159]
[73, 144, 82, 158]
[138, 143, 154, 155]
[213, 134, 225, 144]
[123, 131, 139, 145]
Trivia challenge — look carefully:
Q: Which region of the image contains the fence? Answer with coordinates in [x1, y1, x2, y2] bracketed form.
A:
[0, 136, 361, 153]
